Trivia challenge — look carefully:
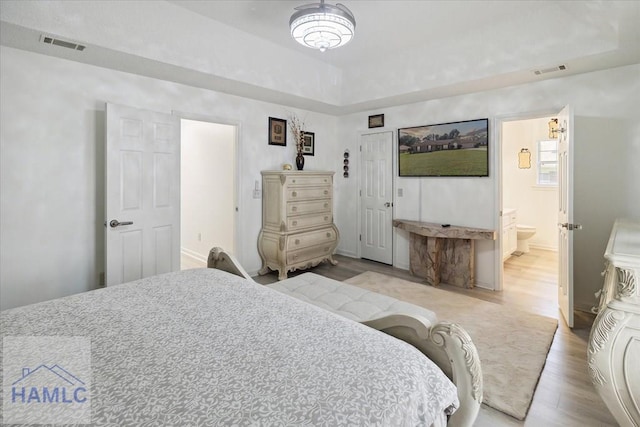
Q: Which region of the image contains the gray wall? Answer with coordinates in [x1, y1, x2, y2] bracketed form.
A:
[335, 64, 640, 311]
[1, 43, 639, 313]
[0, 46, 340, 310]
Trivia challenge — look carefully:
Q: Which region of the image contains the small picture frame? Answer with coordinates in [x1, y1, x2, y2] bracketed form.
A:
[368, 114, 385, 128]
[268, 117, 287, 146]
[302, 132, 315, 156]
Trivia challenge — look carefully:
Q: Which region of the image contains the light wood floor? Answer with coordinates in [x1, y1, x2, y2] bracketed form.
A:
[186, 250, 617, 426]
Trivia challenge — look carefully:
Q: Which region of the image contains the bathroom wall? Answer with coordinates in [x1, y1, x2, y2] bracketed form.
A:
[502, 117, 559, 251]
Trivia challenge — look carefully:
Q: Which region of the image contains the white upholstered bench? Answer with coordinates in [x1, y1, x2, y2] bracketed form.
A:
[266, 272, 438, 325]
[265, 271, 482, 427]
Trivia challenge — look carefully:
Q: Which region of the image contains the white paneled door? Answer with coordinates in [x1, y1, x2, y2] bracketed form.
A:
[360, 131, 393, 264]
[557, 104, 576, 328]
[105, 103, 180, 286]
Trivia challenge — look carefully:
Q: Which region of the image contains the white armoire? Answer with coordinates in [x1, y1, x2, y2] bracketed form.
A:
[258, 170, 339, 280]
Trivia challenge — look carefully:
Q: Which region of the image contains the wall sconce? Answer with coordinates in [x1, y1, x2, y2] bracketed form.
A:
[548, 118, 558, 139]
[518, 148, 531, 169]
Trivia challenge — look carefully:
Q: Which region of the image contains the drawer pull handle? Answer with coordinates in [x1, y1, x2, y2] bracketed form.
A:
[295, 239, 300, 245]
[292, 191, 297, 197]
[324, 203, 328, 209]
[326, 232, 331, 238]
[293, 254, 298, 259]
[292, 221, 298, 226]
[292, 206, 297, 212]
[324, 216, 329, 221]
[324, 190, 328, 195]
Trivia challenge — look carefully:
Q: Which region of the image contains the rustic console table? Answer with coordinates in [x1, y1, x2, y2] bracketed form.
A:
[393, 219, 496, 288]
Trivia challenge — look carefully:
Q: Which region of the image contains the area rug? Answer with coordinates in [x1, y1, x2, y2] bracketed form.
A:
[344, 271, 558, 420]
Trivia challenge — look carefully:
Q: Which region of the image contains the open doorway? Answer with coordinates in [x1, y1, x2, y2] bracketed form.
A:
[180, 119, 237, 269]
[498, 114, 560, 317]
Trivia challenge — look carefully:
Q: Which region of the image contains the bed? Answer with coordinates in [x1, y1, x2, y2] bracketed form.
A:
[1, 248, 481, 426]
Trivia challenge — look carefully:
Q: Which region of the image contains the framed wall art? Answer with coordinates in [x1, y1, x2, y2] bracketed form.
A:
[398, 118, 489, 177]
[268, 117, 287, 146]
[368, 114, 384, 128]
[302, 132, 315, 156]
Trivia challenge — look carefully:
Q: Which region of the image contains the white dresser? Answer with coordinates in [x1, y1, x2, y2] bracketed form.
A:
[258, 171, 339, 280]
[588, 219, 640, 427]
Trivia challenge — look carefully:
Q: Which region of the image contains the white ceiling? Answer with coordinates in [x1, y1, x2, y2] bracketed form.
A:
[1, 0, 639, 114]
[168, 0, 640, 68]
[168, 0, 529, 68]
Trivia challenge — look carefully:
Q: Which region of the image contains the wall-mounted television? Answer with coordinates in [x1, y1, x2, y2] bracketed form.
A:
[398, 118, 489, 177]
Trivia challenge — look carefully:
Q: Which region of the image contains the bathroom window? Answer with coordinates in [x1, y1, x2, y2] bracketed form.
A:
[537, 139, 558, 186]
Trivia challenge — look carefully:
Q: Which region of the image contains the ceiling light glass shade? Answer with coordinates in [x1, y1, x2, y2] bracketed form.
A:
[290, 2, 355, 52]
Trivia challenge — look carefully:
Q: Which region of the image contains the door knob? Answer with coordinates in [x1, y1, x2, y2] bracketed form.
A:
[109, 219, 133, 228]
[384, 202, 392, 208]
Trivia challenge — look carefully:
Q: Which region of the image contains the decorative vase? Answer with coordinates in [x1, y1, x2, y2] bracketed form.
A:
[295, 153, 305, 170]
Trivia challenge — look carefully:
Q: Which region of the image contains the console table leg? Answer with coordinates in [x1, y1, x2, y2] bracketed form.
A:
[440, 238, 475, 288]
[409, 234, 441, 286]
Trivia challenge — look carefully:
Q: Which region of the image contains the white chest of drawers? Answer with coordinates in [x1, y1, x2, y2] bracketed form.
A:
[258, 171, 339, 280]
[588, 219, 640, 427]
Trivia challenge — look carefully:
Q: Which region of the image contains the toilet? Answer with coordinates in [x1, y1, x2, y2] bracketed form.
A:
[516, 225, 536, 253]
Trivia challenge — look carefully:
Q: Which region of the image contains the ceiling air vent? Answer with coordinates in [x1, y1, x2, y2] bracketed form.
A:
[41, 35, 86, 51]
[534, 65, 566, 75]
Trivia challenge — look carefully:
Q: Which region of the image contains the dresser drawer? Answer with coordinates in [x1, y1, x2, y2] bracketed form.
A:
[287, 244, 334, 265]
[287, 213, 332, 231]
[287, 186, 331, 201]
[287, 200, 331, 216]
[287, 175, 332, 187]
[287, 227, 337, 251]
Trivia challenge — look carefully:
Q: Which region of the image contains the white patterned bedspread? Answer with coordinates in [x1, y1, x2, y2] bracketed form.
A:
[1, 269, 458, 426]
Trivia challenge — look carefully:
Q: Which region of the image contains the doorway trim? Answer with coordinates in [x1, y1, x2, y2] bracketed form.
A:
[173, 110, 243, 267]
[493, 108, 562, 291]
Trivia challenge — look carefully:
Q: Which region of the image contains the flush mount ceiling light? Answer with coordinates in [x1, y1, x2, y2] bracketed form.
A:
[290, 0, 356, 52]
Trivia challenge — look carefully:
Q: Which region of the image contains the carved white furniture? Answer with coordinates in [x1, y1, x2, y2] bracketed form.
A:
[588, 219, 640, 427]
[394, 219, 496, 288]
[258, 171, 339, 280]
[267, 271, 483, 427]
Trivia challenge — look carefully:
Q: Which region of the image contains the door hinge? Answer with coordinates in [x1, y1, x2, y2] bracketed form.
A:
[359, 234, 361, 241]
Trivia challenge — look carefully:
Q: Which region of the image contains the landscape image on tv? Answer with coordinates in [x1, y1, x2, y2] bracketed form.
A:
[398, 118, 489, 177]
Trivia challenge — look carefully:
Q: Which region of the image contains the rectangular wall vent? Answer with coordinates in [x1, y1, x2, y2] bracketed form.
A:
[534, 65, 566, 75]
[41, 35, 86, 51]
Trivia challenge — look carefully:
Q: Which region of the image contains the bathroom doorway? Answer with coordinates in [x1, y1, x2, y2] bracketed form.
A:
[497, 113, 560, 316]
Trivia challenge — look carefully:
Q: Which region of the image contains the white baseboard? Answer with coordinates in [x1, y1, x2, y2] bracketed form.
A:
[181, 247, 207, 264]
[575, 302, 597, 314]
[475, 281, 495, 290]
[336, 248, 358, 258]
